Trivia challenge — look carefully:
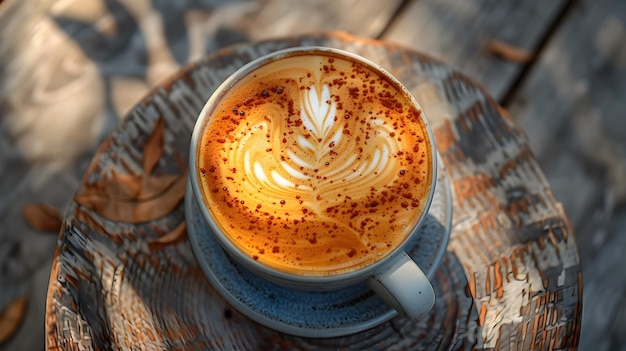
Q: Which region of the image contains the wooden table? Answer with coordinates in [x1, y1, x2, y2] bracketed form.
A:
[1, 0, 623, 350]
[40, 31, 580, 350]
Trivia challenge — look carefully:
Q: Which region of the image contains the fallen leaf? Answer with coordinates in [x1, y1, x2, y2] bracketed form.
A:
[142, 118, 165, 174]
[0, 296, 28, 344]
[75, 173, 187, 223]
[23, 203, 62, 232]
[80, 171, 179, 201]
[148, 221, 187, 250]
[487, 40, 535, 63]
[72, 116, 187, 223]
[103, 171, 143, 199]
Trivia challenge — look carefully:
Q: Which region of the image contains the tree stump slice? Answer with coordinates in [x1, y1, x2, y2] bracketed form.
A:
[45, 32, 582, 350]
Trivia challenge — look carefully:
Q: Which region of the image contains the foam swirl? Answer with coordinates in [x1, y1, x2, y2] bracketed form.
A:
[198, 52, 433, 275]
[228, 83, 401, 216]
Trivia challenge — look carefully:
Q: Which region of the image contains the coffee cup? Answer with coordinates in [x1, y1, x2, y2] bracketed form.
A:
[188, 46, 437, 321]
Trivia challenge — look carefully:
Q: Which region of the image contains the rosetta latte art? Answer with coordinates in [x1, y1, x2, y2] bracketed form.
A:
[198, 53, 433, 275]
[241, 84, 398, 205]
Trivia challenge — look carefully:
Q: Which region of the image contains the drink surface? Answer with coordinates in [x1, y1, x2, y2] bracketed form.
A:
[198, 51, 433, 276]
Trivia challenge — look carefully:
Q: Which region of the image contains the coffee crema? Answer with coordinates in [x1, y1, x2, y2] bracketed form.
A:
[197, 51, 433, 276]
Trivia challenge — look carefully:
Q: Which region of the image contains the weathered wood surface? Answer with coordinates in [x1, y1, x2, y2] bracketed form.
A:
[508, 0, 626, 349]
[231, 0, 405, 41]
[0, 0, 622, 349]
[41, 32, 581, 350]
[382, 0, 569, 102]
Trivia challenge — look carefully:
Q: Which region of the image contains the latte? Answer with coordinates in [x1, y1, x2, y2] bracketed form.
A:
[197, 50, 433, 276]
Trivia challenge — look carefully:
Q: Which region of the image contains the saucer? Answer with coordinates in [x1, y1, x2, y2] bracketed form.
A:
[185, 158, 452, 338]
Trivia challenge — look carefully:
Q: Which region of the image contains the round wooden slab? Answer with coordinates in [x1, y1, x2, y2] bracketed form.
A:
[45, 32, 582, 350]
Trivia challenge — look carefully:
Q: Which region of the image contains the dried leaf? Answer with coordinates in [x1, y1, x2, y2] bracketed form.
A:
[487, 40, 535, 63]
[104, 171, 143, 198]
[23, 203, 62, 232]
[78, 172, 180, 200]
[128, 175, 187, 222]
[139, 175, 182, 200]
[72, 116, 187, 224]
[148, 221, 187, 250]
[74, 192, 110, 211]
[142, 118, 165, 174]
[0, 296, 28, 344]
[75, 174, 187, 223]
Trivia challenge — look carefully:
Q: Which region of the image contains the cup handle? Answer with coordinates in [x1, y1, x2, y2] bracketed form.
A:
[367, 252, 435, 321]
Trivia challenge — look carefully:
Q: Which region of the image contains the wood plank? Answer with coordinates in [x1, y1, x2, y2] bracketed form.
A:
[0, 2, 405, 348]
[229, 0, 404, 41]
[44, 32, 582, 351]
[510, 0, 626, 223]
[506, 0, 626, 349]
[382, 0, 567, 101]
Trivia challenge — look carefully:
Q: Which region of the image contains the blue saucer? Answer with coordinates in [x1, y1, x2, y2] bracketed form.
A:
[185, 160, 452, 338]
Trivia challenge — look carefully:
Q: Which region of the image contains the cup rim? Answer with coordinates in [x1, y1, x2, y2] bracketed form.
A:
[189, 46, 438, 286]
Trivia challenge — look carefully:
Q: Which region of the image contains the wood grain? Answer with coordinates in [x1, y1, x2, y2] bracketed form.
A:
[230, 0, 405, 41]
[45, 32, 582, 350]
[382, 0, 568, 101]
[507, 0, 626, 349]
[2, 0, 603, 349]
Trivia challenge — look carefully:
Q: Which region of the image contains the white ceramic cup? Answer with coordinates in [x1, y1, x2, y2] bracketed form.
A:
[189, 47, 437, 321]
